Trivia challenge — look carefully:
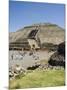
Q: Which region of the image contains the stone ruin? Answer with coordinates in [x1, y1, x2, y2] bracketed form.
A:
[9, 41, 65, 80]
[48, 42, 65, 68]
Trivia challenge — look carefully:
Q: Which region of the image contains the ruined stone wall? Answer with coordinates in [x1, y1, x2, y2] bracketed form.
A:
[28, 39, 40, 49]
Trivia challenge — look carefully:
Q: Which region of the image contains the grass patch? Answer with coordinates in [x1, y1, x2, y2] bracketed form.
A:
[9, 69, 65, 89]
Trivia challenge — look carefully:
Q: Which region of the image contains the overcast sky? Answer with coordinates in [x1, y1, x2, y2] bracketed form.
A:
[9, 1, 65, 32]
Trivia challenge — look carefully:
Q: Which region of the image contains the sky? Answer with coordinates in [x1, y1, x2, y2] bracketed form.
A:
[9, 1, 65, 32]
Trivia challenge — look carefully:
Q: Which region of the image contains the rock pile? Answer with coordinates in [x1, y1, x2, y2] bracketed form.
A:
[9, 65, 26, 80]
[48, 42, 65, 68]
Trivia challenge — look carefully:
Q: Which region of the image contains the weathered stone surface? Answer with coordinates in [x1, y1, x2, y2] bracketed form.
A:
[10, 23, 65, 45]
[58, 42, 65, 56]
[48, 42, 65, 67]
[48, 52, 65, 67]
[9, 65, 26, 80]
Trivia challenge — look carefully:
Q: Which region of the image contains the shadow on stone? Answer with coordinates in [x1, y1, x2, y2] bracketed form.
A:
[48, 42, 65, 68]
